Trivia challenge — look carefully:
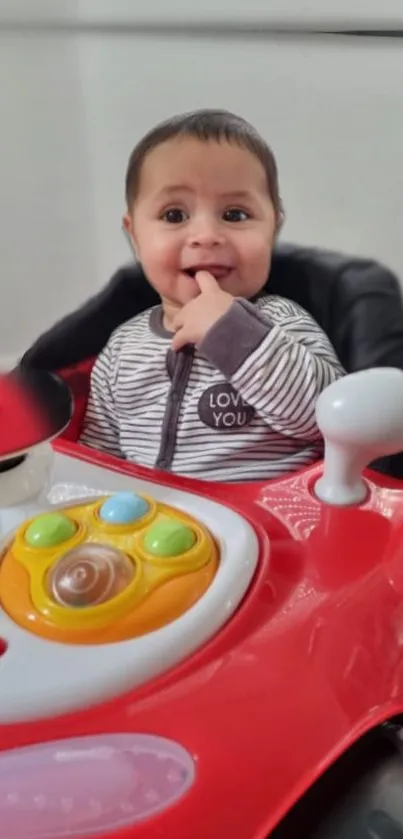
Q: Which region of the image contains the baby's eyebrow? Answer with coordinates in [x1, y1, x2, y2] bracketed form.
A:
[155, 186, 255, 201]
[156, 184, 192, 197]
[220, 190, 255, 201]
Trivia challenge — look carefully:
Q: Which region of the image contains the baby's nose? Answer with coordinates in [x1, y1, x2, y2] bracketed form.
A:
[187, 217, 224, 247]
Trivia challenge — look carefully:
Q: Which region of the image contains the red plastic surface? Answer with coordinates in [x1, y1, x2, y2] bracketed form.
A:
[2, 438, 403, 839]
[0, 374, 51, 459]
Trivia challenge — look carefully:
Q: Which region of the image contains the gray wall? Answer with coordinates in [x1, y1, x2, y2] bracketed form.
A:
[1, 1, 403, 366]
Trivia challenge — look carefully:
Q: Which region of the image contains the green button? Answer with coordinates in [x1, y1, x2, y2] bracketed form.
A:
[25, 513, 77, 549]
[143, 519, 196, 557]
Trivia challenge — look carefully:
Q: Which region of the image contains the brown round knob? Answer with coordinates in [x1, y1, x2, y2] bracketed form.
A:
[47, 543, 134, 608]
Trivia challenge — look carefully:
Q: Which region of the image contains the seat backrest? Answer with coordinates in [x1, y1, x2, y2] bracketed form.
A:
[20, 243, 403, 475]
[269, 245, 403, 373]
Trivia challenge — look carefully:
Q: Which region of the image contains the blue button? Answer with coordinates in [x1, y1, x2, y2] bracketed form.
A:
[99, 492, 149, 524]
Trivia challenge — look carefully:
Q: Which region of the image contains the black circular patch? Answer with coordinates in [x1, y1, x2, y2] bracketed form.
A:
[198, 383, 255, 431]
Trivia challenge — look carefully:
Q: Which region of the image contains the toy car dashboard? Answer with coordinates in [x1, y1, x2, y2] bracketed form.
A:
[1, 368, 403, 838]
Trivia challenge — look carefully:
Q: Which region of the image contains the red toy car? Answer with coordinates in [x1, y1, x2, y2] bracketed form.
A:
[1, 366, 403, 839]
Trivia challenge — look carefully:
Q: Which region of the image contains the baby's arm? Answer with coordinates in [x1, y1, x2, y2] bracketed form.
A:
[199, 297, 344, 443]
[80, 344, 122, 457]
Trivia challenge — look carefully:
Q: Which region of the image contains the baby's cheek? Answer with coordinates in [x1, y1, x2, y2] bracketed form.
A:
[249, 243, 273, 280]
[242, 245, 269, 275]
[144, 234, 175, 267]
[140, 245, 174, 283]
[240, 230, 270, 260]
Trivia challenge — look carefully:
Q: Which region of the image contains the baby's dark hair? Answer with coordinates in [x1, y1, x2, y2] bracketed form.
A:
[125, 108, 282, 220]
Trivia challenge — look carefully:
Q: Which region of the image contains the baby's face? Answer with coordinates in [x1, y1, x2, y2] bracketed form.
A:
[124, 137, 278, 320]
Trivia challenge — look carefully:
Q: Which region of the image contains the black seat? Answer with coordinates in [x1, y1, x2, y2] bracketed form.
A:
[20, 243, 403, 478]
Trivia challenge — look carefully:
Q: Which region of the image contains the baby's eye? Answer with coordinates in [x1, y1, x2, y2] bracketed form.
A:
[161, 208, 188, 224]
[223, 208, 250, 223]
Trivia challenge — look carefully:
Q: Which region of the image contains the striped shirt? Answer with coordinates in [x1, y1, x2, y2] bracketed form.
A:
[80, 294, 344, 482]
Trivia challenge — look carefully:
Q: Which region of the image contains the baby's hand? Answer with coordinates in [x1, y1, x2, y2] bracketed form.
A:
[172, 271, 233, 351]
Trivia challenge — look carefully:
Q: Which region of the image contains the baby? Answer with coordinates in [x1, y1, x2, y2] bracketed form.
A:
[81, 109, 344, 481]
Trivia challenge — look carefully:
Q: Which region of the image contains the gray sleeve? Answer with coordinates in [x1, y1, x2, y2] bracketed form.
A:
[200, 297, 344, 442]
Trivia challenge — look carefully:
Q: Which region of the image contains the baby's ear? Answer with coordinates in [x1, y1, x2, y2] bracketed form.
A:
[276, 202, 285, 234]
[122, 214, 138, 257]
[122, 212, 133, 235]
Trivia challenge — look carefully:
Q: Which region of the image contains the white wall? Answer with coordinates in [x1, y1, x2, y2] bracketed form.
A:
[77, 0, 403, 25]
[3, 0, 403, 27]
[1, 2, 403, 365]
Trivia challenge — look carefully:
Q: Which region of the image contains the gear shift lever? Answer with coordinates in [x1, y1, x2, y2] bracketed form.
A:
[314, 368, 403, 506]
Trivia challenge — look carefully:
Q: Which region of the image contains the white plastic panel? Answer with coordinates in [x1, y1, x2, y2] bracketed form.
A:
[0, 452, 259, 723]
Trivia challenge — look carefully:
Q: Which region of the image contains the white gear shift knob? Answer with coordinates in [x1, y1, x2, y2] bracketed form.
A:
[314, 368, 403, 506]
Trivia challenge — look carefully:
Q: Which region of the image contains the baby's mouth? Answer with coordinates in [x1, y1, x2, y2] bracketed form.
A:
[183, 266, 234, 281]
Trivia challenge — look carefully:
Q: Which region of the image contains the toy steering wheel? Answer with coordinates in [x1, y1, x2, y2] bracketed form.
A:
[0, 369, 72, 463]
